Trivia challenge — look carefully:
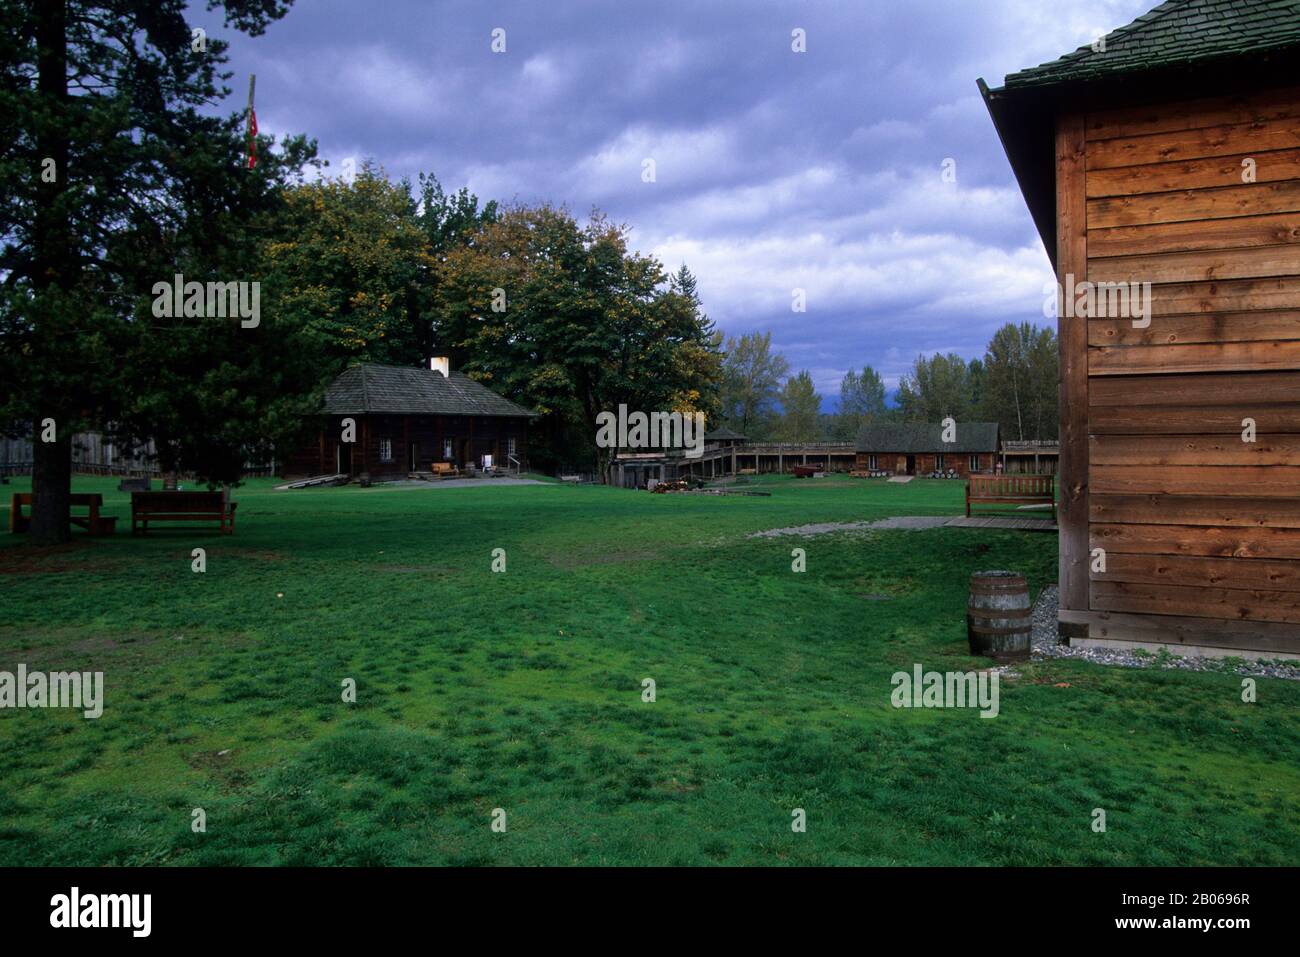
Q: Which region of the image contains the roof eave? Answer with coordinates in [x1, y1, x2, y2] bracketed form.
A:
[979, 77, 1058, 270]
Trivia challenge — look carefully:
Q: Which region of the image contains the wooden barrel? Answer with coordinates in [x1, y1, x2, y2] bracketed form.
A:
[967, 570, 1032, 660]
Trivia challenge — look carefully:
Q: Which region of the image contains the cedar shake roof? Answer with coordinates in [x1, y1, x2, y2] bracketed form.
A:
[1003, 0, 1300, 90]
[321, 363, 536, 418]
[978, 0, 1300, 266]
[855, 422, 1000, 454]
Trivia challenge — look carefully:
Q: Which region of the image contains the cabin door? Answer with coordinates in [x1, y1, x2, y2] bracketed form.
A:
[905, 455, 916, 474]
[337, 442, 352, 475]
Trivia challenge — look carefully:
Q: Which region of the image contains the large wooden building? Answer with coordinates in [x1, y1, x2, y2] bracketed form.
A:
[982, 0, 1300, 657]
[282, 359, 535, 481]
[855, 423, 999, 477]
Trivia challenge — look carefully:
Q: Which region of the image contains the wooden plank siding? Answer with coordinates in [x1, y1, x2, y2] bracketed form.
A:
[1083, 87, 1300, 142]
[1074, 85, 1300, 650]
[1091, 522, 1300, 560]
[1086, 116, 1300, 172]
[1089, 311, 1300, 346]
[1086, 151, 1300, 199]
[1087, 181, 1300, 228]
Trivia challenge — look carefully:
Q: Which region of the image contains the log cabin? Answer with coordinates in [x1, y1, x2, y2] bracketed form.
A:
[855, 422, 999, 477]
[981, 0, 1300, 657]
[281, 358, 536, 481]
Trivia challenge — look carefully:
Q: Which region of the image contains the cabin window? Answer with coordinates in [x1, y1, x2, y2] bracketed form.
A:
[868, 454, 878, 470]
[443, 438, 453, 460]
[378, 438, 393, 463]
[507, 437, 516, 457]
[969, 454, 980, 472]
[935, 453, 945, 469]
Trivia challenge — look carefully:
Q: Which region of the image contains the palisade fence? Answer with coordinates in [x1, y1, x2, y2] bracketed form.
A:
[0, 433, 275, 479]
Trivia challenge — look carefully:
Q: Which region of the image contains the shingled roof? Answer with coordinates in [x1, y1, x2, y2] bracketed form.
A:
[979, 0, 1300, 266]
[322, 363, 536, 418]
[855, 422, 1000, 454]
[1003, 0, 1300, 90]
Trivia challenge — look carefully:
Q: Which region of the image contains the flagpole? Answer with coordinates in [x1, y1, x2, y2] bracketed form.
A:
[245, 74, 256, 169]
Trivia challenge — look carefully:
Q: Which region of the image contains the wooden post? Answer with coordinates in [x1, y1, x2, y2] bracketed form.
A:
[1055, 113, 1089, 637]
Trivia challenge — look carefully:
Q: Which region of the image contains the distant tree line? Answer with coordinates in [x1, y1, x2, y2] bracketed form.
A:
[717, 323, 1058, 444]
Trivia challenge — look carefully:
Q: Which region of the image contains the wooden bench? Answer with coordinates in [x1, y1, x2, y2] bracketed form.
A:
[9, 493, 117, 535]
[966, 474, 1055, 521]
[430, 462, 460, 479]
[131, 490, 237, 535]
[118, 477, 152, 492]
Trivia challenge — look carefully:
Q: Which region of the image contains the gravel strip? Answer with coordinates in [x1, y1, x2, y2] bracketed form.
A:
[749, 516, 949, 538]
[1029, 584, 1300, 681]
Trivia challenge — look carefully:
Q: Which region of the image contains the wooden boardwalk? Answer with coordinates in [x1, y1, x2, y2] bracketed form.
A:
[945, 516, 1057, 532]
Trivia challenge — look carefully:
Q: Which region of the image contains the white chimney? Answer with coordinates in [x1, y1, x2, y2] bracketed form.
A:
[430, 356, 450, 377]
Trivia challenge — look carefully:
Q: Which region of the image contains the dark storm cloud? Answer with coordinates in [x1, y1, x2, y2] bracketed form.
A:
[207, 0, 1151, 402]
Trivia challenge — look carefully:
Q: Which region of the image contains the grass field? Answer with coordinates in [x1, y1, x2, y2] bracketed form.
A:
[1, 474, 1297, 866]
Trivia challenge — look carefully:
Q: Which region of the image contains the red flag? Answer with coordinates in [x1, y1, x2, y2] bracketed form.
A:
[247, 108, 258, 169]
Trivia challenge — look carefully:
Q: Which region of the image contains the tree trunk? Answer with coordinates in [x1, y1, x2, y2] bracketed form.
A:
[29, 1, 73, 544]
[29, 418, 72, 545]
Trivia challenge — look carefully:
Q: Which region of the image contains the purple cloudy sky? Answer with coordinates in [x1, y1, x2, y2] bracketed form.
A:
[205, 0, 1151, 401]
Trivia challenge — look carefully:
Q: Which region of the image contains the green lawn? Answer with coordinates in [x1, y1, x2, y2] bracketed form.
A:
[1, 474, 1297, 866]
